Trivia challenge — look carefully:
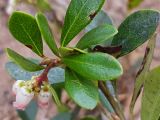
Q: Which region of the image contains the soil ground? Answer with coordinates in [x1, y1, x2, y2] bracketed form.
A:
[0, 0, 160, 120]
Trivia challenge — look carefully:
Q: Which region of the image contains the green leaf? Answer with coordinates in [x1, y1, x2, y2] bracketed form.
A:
[130, 34, 156, 114]
[128, 0, 144, 9]
[6, 48, 44, 72]
[65, 68, 98, 109]
[141, 66, 160, 120]
[73, 48, 87, 54]
[59, 47, 74, 57]
[76, 24, 117, 49]
[5, 61, 64, 84]
[9, 11, 43, 56]
[49, 86, 69, 112]
[112, 10, 160, 57]
[52, 112, 72, 120]
[17, 100, 38, 120]
[63, 53, 123, 80]
[85, 10, 113, 32]
[36, 13, 59, 56]
[85, 10, 114, 46]
[49, 85, 63, 107]
[61, 0, 105, 46]
[59, 47, 87, 57]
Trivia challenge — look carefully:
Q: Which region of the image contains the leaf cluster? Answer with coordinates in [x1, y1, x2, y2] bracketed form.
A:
[5, 0, 160, 119]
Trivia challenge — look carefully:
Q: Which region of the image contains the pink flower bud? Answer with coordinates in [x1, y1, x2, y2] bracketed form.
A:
[13, 87, 34, 110]
[38, 89, 50, 109]
[12, 80, 25, 96]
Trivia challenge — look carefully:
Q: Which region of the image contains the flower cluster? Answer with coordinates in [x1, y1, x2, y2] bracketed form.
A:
[12, 76, 51, 110]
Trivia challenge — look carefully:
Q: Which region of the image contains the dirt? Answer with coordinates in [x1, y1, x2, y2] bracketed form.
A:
[0, 0, 160, 120]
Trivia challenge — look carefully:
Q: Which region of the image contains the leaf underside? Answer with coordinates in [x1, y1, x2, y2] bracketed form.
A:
[17, 100, 38, 120]
[5, 61, 64, 84]
[51, 112, 72, 120]
[6, 48, 44, 72]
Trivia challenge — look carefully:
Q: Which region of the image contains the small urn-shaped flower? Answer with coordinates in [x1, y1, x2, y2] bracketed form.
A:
[12, 80, 25, 95]
[38, 87, 51, 109]
[13, 86, 34, 110]
[12, 77, 52, 110]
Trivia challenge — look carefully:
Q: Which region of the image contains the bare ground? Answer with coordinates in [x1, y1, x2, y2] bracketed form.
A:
[0, 0, 160, 120]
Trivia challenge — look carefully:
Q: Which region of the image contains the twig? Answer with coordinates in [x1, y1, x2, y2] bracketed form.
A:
[98, 104, 114, 120]
[98, 81, 125, 120]
[37, 59, 60, 85]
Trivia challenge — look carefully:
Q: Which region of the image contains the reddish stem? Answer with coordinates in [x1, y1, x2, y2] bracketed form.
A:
[36, 59, 60, 86]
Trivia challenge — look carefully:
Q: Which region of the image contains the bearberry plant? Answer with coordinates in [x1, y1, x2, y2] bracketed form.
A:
[5, 0, 160, 120]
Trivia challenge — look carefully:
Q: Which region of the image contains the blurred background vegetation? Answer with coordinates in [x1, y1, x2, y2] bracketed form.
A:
[0, 0, 160, 120]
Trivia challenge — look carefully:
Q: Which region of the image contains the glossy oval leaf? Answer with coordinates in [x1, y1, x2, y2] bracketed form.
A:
[36, 13, 59, 56]
[112, 10, 160, 57]
[65, 68, 98, 109]
[6, 48, 44, 72]
[141, 66, 160, 120]
[63, 53, 123, 80]
[61, 0, 105, 46]
[85, 10, 113, 32]
[85, 10, 114, 46]
[76, 24, 118, 49]
[9, 11, 43, 56]
[5, 61, 64, 84]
